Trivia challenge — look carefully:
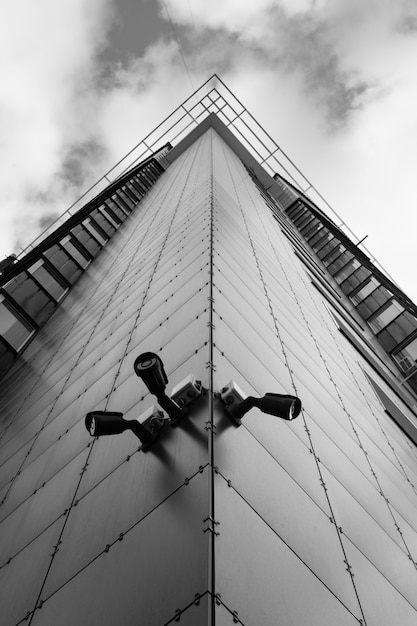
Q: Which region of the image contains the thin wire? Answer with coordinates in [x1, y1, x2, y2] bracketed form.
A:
[162, 0, 195, 94]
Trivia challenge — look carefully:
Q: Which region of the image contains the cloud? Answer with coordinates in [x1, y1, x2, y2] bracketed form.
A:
[0, 0, 114, 254]
[162, 0, 417, 128]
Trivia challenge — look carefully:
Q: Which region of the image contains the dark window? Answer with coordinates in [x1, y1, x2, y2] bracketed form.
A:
[308, 228, 329, 249]
[350, 277, 380, 305]
[0, 297, 34, 350]
[112, 192, 132, 213]
[393, 337, 417, 373]
[28, 260, 68, 301]
[287, 205, 305, 221]
[90, 209, 116, 237]
[294, 212, 313, 229]
[356, 286, 393, 320]
[306, 224, 327, 247]
[297, 214, 315, 231]
[327, 250, 354, 276]
[341, 266, 372, 295]
[2, 273, 56, 325]
[98, 206, 120, 229]
[116, 190, 135, 210]
[316, 237, 338, 260]
[301, 218, 321, 238]
[130, 179, 148, 197]
[60, 236, 90, 269]
[333, 258, 360, 284]
[44, 245, 82, 284]
[103, 203, 123, 225]
[377, 311, 417, 349]
[71, 224, 101, 257]
[125, 182, 143, 202]
[82, 218, 108, 245]
[369, 301, 404, 333]
[321, 245, 345, 267]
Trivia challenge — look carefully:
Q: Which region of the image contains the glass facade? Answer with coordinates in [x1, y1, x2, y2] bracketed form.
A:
[0, 117, 416, 626]
[0, 159, 164, 379]
[286, 200, 417, 397]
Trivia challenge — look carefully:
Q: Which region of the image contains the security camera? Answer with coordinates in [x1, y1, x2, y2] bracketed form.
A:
[85, 409, 165, 450]
[256, 393, 302, 420]
[85, 411, 126, 437]
[220, 382, 301, 425]
[134, 352, 168, 396]
[134, 352, 184, 424]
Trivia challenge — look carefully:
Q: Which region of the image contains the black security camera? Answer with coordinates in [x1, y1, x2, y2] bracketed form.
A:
[225, 393, 301, 425]
[85, 410, 162, 449]
[134, 352, 185, 424]
[134, 352, 168, 396]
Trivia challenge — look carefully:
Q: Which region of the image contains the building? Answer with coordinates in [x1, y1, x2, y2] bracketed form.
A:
[1, 76, 417, 625]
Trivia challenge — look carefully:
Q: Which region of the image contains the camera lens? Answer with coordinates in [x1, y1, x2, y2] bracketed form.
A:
[89, 417, 96, 436]
[135, 355, 157, 372]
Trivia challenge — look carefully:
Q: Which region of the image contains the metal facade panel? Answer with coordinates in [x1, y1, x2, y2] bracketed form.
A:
[214, 475, 361, 625]
[31, 471, 209, 626]
[213, 414, 361, 615]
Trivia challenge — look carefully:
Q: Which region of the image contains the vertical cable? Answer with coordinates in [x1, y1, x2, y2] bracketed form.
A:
[207, 129, 216, 626]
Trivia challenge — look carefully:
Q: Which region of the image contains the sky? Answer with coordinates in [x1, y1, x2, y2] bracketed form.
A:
[1, 0, 416, 301]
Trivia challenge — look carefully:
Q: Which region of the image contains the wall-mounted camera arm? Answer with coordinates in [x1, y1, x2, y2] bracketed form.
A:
[220, 381, 302, 425]
[223, 396, 257, 423]
[153, 391, 184, 424]
[84, 409, 165, 450]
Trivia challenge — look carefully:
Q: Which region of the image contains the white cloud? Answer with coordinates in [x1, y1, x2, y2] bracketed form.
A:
[97, 40, 193, 160]
[0, 0, 114, 253]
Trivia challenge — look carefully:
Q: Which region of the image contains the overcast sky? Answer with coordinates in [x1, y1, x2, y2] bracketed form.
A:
[1, 0, 416, 301]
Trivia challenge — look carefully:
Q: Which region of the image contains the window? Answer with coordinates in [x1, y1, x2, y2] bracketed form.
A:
[44, 245, 82, 284]
[116, 190, 135, 210]
[294, 212, 313, 230]
[377, 311, 417, 349]
[90, 209, 116, 237]
[393, 337, 417, 373]
[102, 203, 123, 225]
[334, 258, 361, 284]
[327, 250, 354, 276]
[60, 236, 90, 269]
[351, 277, 380, 305]
[356, 285, 393, 320]
[0, 295, 34, 350]
[301, 217, 321, 238]
[369, 301, 404, 333]
[125, 182, 143, 202]
[286, 204, 305, 221]
[306, 225, 325, 247]
[2, 272, 56, 325]
[316, 236, 338, 260]
[82, 218, 108, 246]
[71, 224, 102, 257]
[341, 266, 372, 295]
[28, 260, 67, 301]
